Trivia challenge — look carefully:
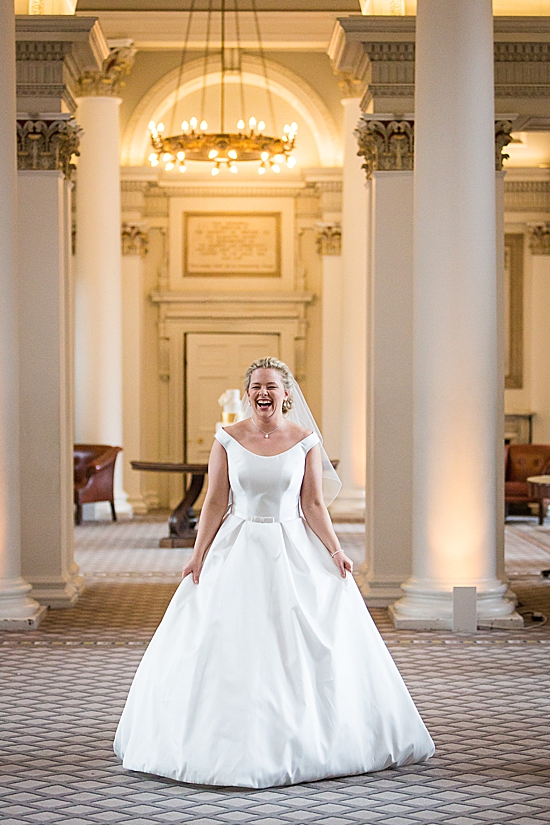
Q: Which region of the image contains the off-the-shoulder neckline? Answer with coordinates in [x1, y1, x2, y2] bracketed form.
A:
[219, 429, 316, 458]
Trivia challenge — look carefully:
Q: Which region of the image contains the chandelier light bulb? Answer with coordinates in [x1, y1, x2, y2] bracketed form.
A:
[190, 117, 198, 130]
[286, 155, 296, 168]
[290, 122, 298, 132]
[200, 120, 208, 130]
[274, 154, 284, 163]
[208, 149, 219, 159]
[165, 161, 174, 171]
[212, 164, 220, 176]
[148, 152, 158, 162]
[249, 116, 257, 129]
[258, 164, 266, 175]
[162, 152, 173, 162]
[179, 163, 187, 173]
[176, 151, 185, 160]
[237, 119, 245, 130]
[148, 121, 156, 131]
[283, 124, 290, 133]
[261, 151, 269, 161]
[150, 157, 159, 167]
[258, 121, 265, 132]
[228, 149, 238, 159]
[157, 122, 165, 132]
[271, 163, 280, 173]
[229, 162, 238, 173]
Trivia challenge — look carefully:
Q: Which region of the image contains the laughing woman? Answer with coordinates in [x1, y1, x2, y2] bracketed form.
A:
[114, 356, 434, 788]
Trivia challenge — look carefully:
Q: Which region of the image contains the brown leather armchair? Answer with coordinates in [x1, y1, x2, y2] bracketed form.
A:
[505, 443, 550, 524]
[74, 444, 122, 525]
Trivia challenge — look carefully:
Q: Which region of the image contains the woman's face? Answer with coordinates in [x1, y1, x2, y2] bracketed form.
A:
[247, 368, 289, 421]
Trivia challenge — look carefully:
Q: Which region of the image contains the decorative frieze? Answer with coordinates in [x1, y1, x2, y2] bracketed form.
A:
[355, 116, 414, 179]
[329, 17, 550, 105]
[122, 223, 149, 257]
[75, 45, 136, 98]
[17, 117, 81, 178]
[316, 224, 342, 256]
[504, 180, 550, 212]
[528, 223, 550, 255]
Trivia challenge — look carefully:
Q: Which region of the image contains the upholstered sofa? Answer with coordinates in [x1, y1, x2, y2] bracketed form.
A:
[505, 443, 550, 524]
[74, 444, 122, 525]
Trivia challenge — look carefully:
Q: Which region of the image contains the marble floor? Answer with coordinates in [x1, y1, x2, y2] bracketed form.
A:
[1, 517, 550, 825]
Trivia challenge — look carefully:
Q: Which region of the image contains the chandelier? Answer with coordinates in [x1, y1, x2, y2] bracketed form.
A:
[148, 0, 298, 176]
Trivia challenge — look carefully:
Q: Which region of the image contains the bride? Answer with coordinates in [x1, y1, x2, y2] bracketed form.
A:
[114, 357, 434, 788]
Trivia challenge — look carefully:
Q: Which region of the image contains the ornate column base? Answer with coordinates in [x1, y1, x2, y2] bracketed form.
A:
[28, 570, 85, 609]
[0, 578, 48, 630]
[389, 577, 523, 630]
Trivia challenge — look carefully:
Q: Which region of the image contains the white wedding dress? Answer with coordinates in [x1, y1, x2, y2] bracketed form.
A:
[114, 429, 434, 788]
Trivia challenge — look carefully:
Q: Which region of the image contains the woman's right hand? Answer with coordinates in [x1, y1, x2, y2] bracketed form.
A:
[182, 554, 204, 584]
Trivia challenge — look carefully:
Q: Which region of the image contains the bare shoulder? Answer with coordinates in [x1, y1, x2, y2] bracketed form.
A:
[285, 420, 313, 440]
[222, 420, 249, 438]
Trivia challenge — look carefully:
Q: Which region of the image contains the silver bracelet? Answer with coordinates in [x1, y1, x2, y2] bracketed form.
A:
[330, 549, 343, 558]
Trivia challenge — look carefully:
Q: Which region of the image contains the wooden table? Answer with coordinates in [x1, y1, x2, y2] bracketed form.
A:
[131, 461, 208, 547]
[527, 475, 550, 577]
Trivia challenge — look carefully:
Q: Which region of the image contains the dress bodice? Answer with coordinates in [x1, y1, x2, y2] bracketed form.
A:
[215, 428, 319, 522]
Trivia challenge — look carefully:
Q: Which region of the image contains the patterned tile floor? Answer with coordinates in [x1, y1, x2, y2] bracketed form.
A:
[1, 517, 550, 824]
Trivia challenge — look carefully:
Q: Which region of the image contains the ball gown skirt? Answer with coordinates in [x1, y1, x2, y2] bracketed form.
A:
[114, 429, 434, 788]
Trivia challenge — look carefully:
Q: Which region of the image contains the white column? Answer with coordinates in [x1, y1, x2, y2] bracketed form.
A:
[391, 0, 519, 628]
[18, 170, 84, 607]
[121, 228, 148, 514]
[358, 170, 414, 605]
[0, 0, 46, 629]
[331, 97, 367, 518]
[74, 94, 131, 518]
[321, 251, 343, 463]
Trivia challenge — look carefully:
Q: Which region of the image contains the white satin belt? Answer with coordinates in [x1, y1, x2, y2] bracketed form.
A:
[230, 508, 300, 523]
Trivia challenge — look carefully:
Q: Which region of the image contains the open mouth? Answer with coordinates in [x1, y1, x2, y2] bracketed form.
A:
[256, 399, 273, 410]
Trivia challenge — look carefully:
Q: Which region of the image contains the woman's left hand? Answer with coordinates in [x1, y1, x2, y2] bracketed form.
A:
[332, 550, 353, 578]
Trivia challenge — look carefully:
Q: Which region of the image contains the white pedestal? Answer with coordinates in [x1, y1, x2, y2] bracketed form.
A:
[17, 171, 84, 608]
[359, 171, 414, 606]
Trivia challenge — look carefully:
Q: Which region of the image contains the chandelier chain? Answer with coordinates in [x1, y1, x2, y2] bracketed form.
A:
[251, 0, 276, 136]
[170, 0, 197, 138]
[233, 0, 246, 127]
[199, 0, 213, 128]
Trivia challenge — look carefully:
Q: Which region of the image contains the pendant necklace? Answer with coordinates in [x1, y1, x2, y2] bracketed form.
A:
[251, 417, 283, 439]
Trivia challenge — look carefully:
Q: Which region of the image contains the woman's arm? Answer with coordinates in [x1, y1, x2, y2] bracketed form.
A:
[300, 445, 353, 579]
[182, 440, 230, 584]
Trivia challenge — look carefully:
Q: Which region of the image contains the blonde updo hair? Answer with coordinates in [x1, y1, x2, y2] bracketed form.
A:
[244, 357, 294, 415]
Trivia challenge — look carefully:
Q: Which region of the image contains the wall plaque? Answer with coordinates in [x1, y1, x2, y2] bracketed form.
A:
[183, 212, 281, 277]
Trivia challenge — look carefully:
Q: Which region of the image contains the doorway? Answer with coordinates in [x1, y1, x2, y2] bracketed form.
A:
[185, 332, 280, 463]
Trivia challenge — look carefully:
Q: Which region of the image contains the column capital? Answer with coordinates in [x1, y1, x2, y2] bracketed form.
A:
[528, 222, 550, 255]
[355, 115, 515, 180]
[75, 45, 136, 98]
[315, 223, 341, 257]
[336, 73, 364, 100]
[495, 120, 513, 171]
[17, 115, 81, 178]
[122, 223, 149, 258]
[355, 115, 414, 180]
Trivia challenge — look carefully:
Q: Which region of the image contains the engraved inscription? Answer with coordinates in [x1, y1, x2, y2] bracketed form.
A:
[184, 213, 281, 277]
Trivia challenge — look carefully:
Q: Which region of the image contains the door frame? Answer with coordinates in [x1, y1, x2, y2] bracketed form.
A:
[152, 291, 313, 507]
